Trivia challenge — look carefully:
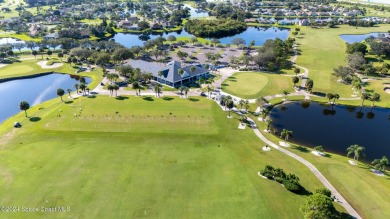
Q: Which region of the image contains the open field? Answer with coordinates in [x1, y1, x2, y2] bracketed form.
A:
[221, 72, 294, 99]
[294, 24, 390, 102]
[253, 109, 390, 219]
[0, 96, 338, 218]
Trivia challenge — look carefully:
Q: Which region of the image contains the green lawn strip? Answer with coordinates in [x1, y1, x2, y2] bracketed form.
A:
[0, 96, 327, 218]
[253, 118, 390, 219]
[221, 71, 294, 99]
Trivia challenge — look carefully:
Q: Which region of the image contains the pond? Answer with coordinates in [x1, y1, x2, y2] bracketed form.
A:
[184, 4, 209, 18]
[269, 101, 390, 162]
[112, 27, 289, 47]
[339, 32, 387, 44]
[0, 73, 92, 124]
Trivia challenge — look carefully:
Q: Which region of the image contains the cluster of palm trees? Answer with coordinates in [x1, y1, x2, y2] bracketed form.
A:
[220, 95, 234, 117]
[179, 86, 190, 98]
[107, 84, 120, 97]
[347, 144, 389, 172]
[154, 83, 162, 97]
[360, 92, 380, 107]
[74, 83, 88, 95]
[280, 129, 293, 143]
[238, 99, 250, 112]
[326, 93, 340, 104]
[198, 77, 215, 98]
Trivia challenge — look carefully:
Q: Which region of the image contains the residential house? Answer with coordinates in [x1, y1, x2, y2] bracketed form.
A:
[43, 33, 59, 40]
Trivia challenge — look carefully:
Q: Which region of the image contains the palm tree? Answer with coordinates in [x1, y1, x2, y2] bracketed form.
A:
[333, 93, 340, 104]
[326, 93, 334, 103]
[19, 101, 30, 117]
[352, 80, 362, 92]
[79, 83, 86, 95]
[292, 76, 299, 88]
[190, 66, 196, 74]
[372, 156, 389, 172]
[132, 81, 140, 96]
[294, 68, 301, 76]
[57, 88, 65, 101]
[283, 90, 289, 100]
[74, 84, 80, 94]
[107, 84, 114, 97]
[154, 84, 162, 97]
[226, 98, 234, 117]
[178, 68, 184, 86]
[183, 86, 190, 98]
[280, 129, 293, 143]
[360, 93, 370, 106]
[206, 78, 214, 98]
[113, 84, 119, 97]
[179, 85, 185, 97]
[239, 115, 247, 125]
[244, 100, 250, 112]
[256, 96, 268, 107]
[313, 145, 324, 152]
[265, 119, 272, 132]
[260, 108, 269, 121]
[239, 99, 245, 110]
[371, 93, 380, 108]
[346, 144, 365, 162]
[66, 88, 72, 98]
[220, 95, 228, 110]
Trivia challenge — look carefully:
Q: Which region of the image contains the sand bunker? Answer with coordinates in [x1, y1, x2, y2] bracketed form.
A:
[37, 61, 63, 69]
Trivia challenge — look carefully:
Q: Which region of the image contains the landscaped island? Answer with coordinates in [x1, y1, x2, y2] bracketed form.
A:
[185, 19, 247, 38]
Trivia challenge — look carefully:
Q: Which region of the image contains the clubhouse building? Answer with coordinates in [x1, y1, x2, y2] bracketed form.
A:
[126, 60, 209, 87]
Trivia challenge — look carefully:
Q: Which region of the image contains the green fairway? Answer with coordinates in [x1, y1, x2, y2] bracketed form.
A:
[0, 96, 332, 218]
[294, 24, 390, 103]
[221, 72, 294, 99]
[254, 116, 390, 219]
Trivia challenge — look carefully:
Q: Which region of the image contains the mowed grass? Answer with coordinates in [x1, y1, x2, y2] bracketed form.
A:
[221, 72, 294, 99]
[294, 24, 390, 100]
[254, 112, 390, 219]
[0, 96, 330, 218]
[0, 58, 103, 89]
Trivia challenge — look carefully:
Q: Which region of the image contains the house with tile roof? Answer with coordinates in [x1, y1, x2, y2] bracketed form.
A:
[127, 60, 209, 87]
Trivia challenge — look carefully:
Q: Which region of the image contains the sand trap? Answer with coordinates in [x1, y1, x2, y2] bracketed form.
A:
[384, 88, 390, 94]
[0, 64, 7, 69]
[348, 160, 357, 165]
[279, 141, 290, 147]
[311, 151, 325, 157]
[37, 61, 63, 69]
[258, 117, 264, 121]
[371, 169, 385, 176]
[263, 129, 269, 133]
[257, 172, 267, 179]
[238, 123, 246, 129]
[262, 146, 271, 151]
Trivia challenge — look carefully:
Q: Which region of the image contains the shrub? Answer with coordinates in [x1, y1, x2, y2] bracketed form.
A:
[283, 179, 302, 193]
[274, 176, 284, 183]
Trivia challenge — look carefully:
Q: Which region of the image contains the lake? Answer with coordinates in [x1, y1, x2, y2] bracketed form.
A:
[339, 32, 387, 43]
[0, 73, 91, 124]
[112, 27, 289, 47]
[184, 4, 209, 18]
[269, 101, 390, 162]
